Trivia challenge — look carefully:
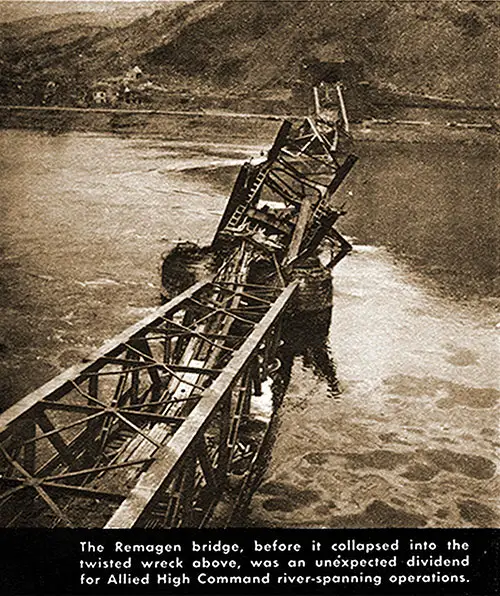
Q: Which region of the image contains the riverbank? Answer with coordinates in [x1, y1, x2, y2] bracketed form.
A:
[0, 105, 281, 144]
[0, 105, 497, 145]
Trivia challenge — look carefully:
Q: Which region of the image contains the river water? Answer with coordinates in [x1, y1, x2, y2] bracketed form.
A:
[0, 122, 498, 528]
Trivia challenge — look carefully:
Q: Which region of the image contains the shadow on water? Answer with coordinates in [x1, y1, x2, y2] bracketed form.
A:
[281, 309, 341, 397]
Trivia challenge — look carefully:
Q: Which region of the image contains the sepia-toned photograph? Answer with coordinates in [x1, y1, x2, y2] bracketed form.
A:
[0, 0, 497, 544]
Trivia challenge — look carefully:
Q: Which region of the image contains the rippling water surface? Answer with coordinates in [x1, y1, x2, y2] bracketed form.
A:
[0, 124, 497, 528]
[0, 128, 267, 402]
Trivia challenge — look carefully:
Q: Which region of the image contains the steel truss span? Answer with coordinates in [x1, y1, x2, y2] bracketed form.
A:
[0, 279, 297, 528]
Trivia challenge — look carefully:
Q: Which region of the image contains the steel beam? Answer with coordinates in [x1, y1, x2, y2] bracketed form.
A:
[0, 281, 209, 435]
[105, 281, 299, 529]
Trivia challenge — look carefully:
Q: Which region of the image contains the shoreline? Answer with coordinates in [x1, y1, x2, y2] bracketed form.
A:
[0, 103, 287, 121]
[0, 104, 497, 145]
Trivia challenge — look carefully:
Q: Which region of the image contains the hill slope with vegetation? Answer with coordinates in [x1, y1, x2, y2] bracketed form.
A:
[0, 0, 497, 111]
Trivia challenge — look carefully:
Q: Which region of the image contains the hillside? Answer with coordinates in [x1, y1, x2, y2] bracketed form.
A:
[140, 0, 498, 105]
[0, 0, 497, 111]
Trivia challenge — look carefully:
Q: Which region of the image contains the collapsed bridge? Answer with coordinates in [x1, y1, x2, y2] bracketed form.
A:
[0, 84, 357, 528]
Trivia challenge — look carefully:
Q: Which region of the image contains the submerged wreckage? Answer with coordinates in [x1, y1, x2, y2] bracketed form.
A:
[0, 85, 357, 527]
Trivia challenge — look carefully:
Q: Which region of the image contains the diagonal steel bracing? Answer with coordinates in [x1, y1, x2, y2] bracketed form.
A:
[0, 276, 298, 528]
